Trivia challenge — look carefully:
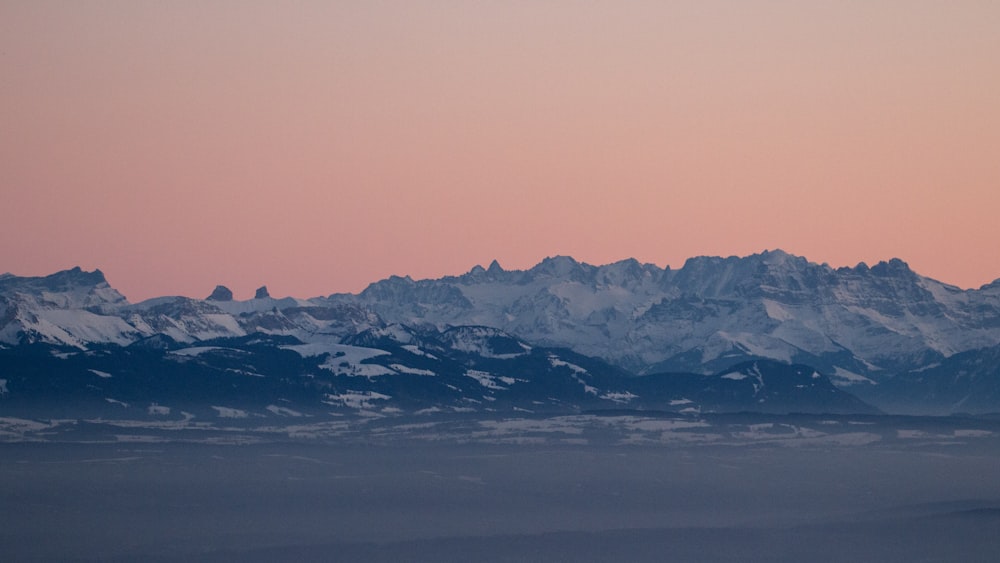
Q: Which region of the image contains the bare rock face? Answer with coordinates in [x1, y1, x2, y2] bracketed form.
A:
[207, 285, 233, 301]
[254, 286, 270, 299]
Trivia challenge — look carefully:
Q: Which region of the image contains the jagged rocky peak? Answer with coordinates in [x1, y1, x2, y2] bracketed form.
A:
[0, 267, 128, 310]
[359, 275, 422, 301]
[254, 286, 270, 299]
[463, 259, 507, 281]
[598, 258, 654, 284]
[679, 254, 734, 269]
[757, 248, 807, 268]
[531, 255, 588, 278]
[835, 258, 916, 281]
[679, 249, 800, 271]
[870, 258, 915, 277]
[42, 267, 109, 290]
[207, 285, 233, 301]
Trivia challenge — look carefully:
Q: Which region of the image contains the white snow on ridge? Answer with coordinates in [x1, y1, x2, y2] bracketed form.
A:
[0, 305, 139, 348]
[332, 362, 396, 377]
[465, 370, 515, 390]
[600, 391, 637, 404]
[569, 374, 598, 395]
[193, 314, 246, 339]
[401, 345, 438, 359]
[283, 342, 388, 362]
[762, 299, 794, 322]
[211, 296, 312, 315]
[390, 364, 436, 376]
[548, 356, 587, 374]
[713, 331, 796, 364]
[283, 341, 395, 377]
[38, 309, 139, 346]
[831, 367, 876, 385]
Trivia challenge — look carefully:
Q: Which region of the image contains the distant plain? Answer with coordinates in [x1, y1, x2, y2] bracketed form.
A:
[3, 413, 1000, 562]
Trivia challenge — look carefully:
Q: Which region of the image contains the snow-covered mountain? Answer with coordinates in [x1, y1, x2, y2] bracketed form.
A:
[0, 269, 381, 349]
[2, 250, 999, 414]
[348, 250, 1000, 385]
[0, 267, 141, 347]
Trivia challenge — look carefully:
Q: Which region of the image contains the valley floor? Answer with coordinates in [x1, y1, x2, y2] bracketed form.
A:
[3, 413, 1000, 562]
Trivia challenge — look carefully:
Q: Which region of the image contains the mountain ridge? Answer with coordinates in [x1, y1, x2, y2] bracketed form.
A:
[2, 250, 999, 414]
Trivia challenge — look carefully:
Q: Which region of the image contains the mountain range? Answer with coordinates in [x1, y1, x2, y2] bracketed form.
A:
[2, 250, 999, 416]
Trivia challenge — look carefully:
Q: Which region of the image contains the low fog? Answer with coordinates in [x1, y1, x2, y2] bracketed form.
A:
[3, 415, 1000, 562]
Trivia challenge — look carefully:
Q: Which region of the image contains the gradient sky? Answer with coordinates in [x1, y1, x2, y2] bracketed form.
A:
[3, 1, 999, 301]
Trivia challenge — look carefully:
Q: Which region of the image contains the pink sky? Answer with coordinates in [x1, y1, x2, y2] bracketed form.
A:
[3, 1, 999, 301]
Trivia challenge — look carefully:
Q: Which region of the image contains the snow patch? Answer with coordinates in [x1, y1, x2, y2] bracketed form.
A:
[338, 363, 396, 377]
[600, 391, 637, 404]
[389, 364, 436, 376]
[212, 406, 249, 418]
[571, 374, 598, 395]
[147, 403, 171, 415]
[402, 345, 438, 359]
[89, 369, 112, 378]
[831, 367, 876, 385]
[324, 391, 391, 409]
[465, 370, 511, 390]
[549, 356, 587, 374]
[266, 405, 304, 417]
[0, 417, 57, 438]
[762, 299, 794, 321]
[285, 342, 394, 377]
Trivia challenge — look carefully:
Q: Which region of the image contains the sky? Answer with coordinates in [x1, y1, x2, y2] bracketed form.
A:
[2, 1, 999, 301]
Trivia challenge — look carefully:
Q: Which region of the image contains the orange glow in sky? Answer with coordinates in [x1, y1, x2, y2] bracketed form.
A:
[2, 2, 999, 300]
